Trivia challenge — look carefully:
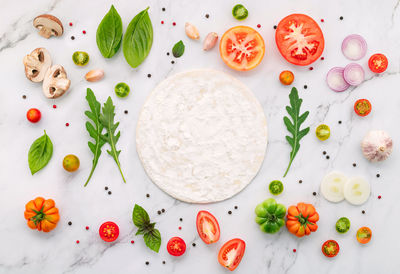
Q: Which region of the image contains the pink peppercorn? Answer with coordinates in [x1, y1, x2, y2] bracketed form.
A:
[257, 24, 261, 28]
[76, 240, 80, 244]
[69, 22, 73, 26]
[53, 105, 57, 109]
[172, 22, 176, 26]
[82, 30, 86, 34]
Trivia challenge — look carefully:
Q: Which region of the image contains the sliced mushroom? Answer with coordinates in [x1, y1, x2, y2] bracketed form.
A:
[42, 65, 71, 98]
[33, 14, 63, 39]
[23, 48, 52, 82]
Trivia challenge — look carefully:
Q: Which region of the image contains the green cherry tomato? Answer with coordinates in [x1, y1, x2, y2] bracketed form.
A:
[232, 4, 248, 20]
[63, 154, 80, 172]
[115, 82, 130, 98]
[269, 180, 284, 195]
[335, 217, 350, 233]
[72, 51, 89, 66]
[316, 124, 330, 141]
[255, 198, 286, 234]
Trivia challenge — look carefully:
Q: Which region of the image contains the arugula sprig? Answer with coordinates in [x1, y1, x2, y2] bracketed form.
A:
[283, 87, 310, 177]
[132, 204, 161, 252]
[84, 89, 106, 186]
[99, 97, 126, 183]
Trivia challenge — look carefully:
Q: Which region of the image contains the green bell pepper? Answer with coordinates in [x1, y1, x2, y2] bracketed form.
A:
[255, 198, 286, 234]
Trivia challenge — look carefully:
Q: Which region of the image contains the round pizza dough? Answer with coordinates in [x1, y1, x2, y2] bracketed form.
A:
[136, 70, 268, 203]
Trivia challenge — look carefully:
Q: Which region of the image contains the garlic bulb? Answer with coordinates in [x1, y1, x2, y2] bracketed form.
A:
[361, 130, 393, 162]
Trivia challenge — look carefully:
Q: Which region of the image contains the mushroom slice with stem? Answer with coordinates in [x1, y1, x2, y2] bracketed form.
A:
[42, 65, 71, 98]
[33, 14, 64, 39]
[23, 48, 52, 82]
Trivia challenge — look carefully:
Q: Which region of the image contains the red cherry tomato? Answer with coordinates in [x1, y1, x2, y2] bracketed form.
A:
[167, 237, 186, 256]
[99, 221, 119, 242]
[218, 238, 246, 271]
[368, 54, 388, 73]
[322, 240, 339, 257]
[26, 108, 41, 123]
[196, 211, 220, 244]
[354, 99, 372, 117]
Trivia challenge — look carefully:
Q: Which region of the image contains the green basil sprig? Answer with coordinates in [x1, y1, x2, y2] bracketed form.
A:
[123, 7, 153, 68]
[172, 40, 185, 58]
[28, 130, 53, 175]
[132, 204, 161, 252]
[96, 5, 123, 58]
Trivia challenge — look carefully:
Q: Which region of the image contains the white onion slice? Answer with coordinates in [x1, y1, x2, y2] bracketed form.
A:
[326, 67, 350, 92]
[343, 63, 364, 86]
[342, 34, 367, 61]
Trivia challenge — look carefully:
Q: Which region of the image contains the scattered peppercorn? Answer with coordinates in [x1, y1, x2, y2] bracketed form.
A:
[161, 21, 164, 24]
[179, 218, 183, 221]
[147, 74, 152, 78]
[145, 261, 149, 265]
[304, 85, 308, 89]
[71, 36, 75, 40]
[162, 261, 166, 264]
[299, 180, 303, 184]
[192, 243, 196, 247]
[178, 226, 182, 230]
[146, 194, 150, 198]
[124, 110, 128, 114]
[22, 95, 27, 99]
[228, 211, 232, 215]
[172, 22, 176, 26]
[162, 7, 165, 11]
[321, 57, 325, 60]
[362, 210, 365, 214]
[53, 105, 57, 109]
[293, 249, 296, 253]
[234, 206, 238, 209]
[105, 186, 108, 190]
[161, 209, 165, 213]
[378, 195, 382, 199]
[166, 52, 170, 56]
[338, 121, 342, 124]
[69, 22, 73, 26]
[68, 221, 72, 226]
[326, 155, 330, 159]
[171, 60, 175, 64]
[340, 16, 343, 20]
[76, 240, 80, 244]
[353, 163, 357, 167]
[205, 14, 210, 18]
[66, 123, 69, 127]
[273, 25, 277, 29]
[82, 30, 86, 34]
[323, 151, 327, 155]
[313, 192, 317, 196]
[376, 174, 380, 178]
[157, 210, 161, 215]
[257, 24, 261, 28]
[108, 191, 112, 195]
[320, 19, 324, 22]
[86, 226, 89, 230]
[309, 67, 313, 70]
[131, 240, 135, 244]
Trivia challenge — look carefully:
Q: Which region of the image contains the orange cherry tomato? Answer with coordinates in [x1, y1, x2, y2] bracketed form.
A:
[99, 221, 119, 242]
[24, 197, 59, 232]
[218, 238, 246, 271]
[354, 99, 372, 117]
[368, 54, 388, 73]
[356, 227, 372, 244]
[219, 26, 265, 71]
[279, 70, 294, 85]
[26, 108, 41, 123]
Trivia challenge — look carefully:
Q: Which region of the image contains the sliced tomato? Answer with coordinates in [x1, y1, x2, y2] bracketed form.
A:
[275, 14, 324, 66]
[368, 54, 388, 73]
[99, 221, 119, 242]
[322, 240, 339, 257]
[354, 99, 372, 117]
[167, 237, 186, 256]
[219, 26, 265, 71]
[196, 211, 220, 244]
[218, 238, 246, 271]
[356, 227, 372, 244]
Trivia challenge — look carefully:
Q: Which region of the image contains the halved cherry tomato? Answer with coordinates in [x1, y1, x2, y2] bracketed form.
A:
[356, 226, 372, 244]
[279, 70, 294, 85]
[167, 237, 186, 256]
[322, 240, 339, 257]
[99, 221, 119, 242]
[196, 210, 220, 244]
[354, 99, 372, 117]
[26, 108, 41, 123]
[219, 26, 265, 71]
[368, 54, 388, 73]
[218, 238, 246, 271]
[275, 14, 324, 66]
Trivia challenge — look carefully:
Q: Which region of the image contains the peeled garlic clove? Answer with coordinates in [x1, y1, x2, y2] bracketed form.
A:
[203, 32, 218, 51]
[185, 22, 200, 40]
[361, 130, 393, 162]
[85, 69, 104, 82]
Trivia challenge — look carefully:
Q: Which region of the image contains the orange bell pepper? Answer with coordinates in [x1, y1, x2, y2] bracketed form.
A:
[24, 197, 60, 232]
[286, 202, 319, 237]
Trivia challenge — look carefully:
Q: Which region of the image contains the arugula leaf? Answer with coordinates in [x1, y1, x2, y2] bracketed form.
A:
[132, 204, 161, 253]
[123, 7, 153, 68]
[28, 130, 53, 175]
[84, 89, 106, 186]
[172, 40, 185, 58]
[283, 87, 310, 177]
[99, 97, 126, 183]
[96, 5, 123, 58]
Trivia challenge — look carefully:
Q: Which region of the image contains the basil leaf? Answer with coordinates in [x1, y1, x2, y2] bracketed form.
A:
[132, 204, 150, 227]
[28, 130, 53, 175]
[143, 229, 161, 253]
[123, 7, 153, 68]
[96, 5, 123, 58]
[172, 40, 185, 58]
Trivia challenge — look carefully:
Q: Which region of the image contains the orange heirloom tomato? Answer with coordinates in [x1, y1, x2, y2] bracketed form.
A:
[24, 197, 60, 232]
[286, 202, 319, 237]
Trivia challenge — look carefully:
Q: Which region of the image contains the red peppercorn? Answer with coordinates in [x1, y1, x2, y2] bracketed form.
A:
[321, 57, 325, 60]
[85, 226, 89, 230]
[82, 30, 86, 34]
[178, 226, 182, 230]
[161, 21, 164, 24]
[257, 24, 261, 28]
[309, 67, 314, 71]
[172, 22, 176, 26]
[131, 240, 135, 244]
[66, 123, 69, 127]
[321, 19, 324, 22]
[378, 195, 382, 199]
[53, 105, 57, 109]
[293, 249, 296, 253]
[69, 22, 73, 26]
[76, 240, 80, 244]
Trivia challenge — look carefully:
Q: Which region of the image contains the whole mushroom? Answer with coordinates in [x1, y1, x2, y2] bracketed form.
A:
[42, 65, 71, 98]
[33, 14, 63, 39]
[23, 48, 52, 82]
[361, 130, 393, 162]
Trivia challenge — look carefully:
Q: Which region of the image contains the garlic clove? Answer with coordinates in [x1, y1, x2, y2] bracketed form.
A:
[85, 69, 104, 82]
[185, 22, 200, 40]
[361, 130, 393, 162]
[203, 32, 218, 51]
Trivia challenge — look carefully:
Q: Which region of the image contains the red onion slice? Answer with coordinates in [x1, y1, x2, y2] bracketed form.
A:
[326, 67, 350, 92]
[342, 34, 367, 61]
[343, 63, 364, 86]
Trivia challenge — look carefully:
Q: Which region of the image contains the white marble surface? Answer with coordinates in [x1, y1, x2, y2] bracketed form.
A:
[1, 0, 400, 273]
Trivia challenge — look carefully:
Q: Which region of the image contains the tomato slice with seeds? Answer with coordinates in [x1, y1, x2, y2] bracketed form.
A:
[99, 221, 119, 242]
[354, 99, 372, 117]
[167, 237, 186, 256]
[275, 14, 324, 66]
[368, 54, 388, 73]
[322, 240, 339, 257]
[196, 211, 220, 244]
[218, 238, 246, 271]
[219, 26, 265, 71]
[356, 226, 372, 244]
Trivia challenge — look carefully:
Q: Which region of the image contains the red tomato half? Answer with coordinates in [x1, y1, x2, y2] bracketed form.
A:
[196, 211, 220, 244]
[322, 240, 339, 257]
[218, 238, 246, 271]
[275, 14, 324, 66]
[167, 237, 186, 256]
[368, 54, 388, 73]
[99, 221, 119, 242]
[26, 108, 41, 123]
[354, 99, 372, 117]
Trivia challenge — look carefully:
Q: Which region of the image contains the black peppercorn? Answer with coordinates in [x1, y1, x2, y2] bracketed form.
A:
[192, 243, 196, 247]
[71, 36, 75, 40]
[108, 191, 112, 195]
[304, 85, 308, 89]
[171, 60, 175, 64]
[157, 210, 161, 215]
[338, 121, 342, 124]
[340, 16, 343, 20]
[205, 14, 210, 18]
[162, 7, 165, 11]
[299, 180, 303, 184]
[147, 74, 151, 78]
[179, 218, 183, 221]
[162, 261, 166, 264]
[68, 221, 72, 226]
[273, 25, 277, 29]
[228, 211, 232, 215]
[326, 155, 330, 159]
[353, 163, 357, 167]
[362, 210, 365, 214]
[313, 192, 316, 196]
[145, 261, 149, 265]
[167, 52, 170, 56]
[146, 194, 150, 198]
[234, 206, 238, 209]
[124, 110, 128, 114]
[22, 95, 27, 99]
[376, 174, 380, 178]
[105, 186, 108, 190]
[161, 209, 165, 213]
[323, 151, 327, 155]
